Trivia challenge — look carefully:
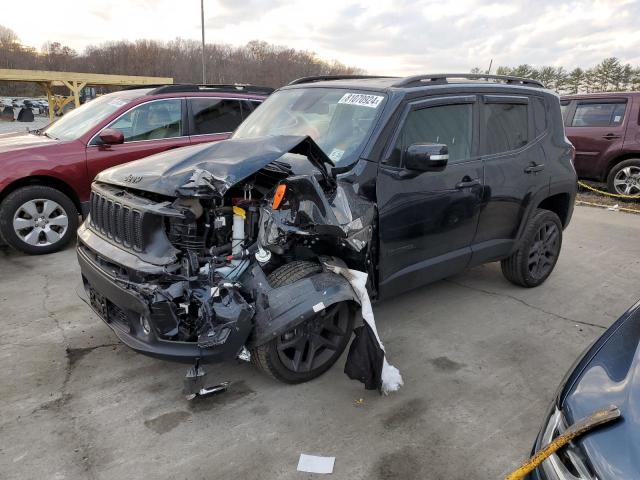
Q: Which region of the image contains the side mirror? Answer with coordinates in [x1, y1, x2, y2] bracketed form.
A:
[98, 128, 124, 146]
[404, 143, 448, 171]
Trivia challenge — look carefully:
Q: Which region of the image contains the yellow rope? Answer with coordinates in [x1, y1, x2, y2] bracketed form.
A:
[578, 180, 640, 200]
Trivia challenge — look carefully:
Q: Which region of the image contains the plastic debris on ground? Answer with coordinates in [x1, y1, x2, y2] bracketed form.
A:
[297, 454, 335, 474]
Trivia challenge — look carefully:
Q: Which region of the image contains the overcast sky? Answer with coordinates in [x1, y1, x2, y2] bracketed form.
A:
[3, 0, 639, 75]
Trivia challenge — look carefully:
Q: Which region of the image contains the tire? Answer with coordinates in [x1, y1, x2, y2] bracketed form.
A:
[0, 186, 78, 255]
[607, 159, 640, 198]
[251, 260, 356, 384]
[501, 209, 563, 288]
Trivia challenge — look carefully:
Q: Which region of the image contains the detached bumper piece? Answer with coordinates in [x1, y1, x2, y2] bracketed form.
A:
[77, 244, 252, 364]
[182, 360, 230, 400]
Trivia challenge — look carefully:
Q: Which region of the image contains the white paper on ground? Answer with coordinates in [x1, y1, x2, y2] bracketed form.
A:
[297, 454, 335, 474]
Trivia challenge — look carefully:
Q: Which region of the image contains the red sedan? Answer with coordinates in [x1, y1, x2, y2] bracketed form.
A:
[0, 84, 271, 254]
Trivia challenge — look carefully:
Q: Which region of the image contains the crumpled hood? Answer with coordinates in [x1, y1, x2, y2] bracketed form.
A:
[561, 301, 640, 478]
[95, 135, 334, 197]
[0, 131, 57, 154]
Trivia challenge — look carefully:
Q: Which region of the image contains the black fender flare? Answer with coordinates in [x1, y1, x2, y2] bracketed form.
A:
[243, 263, 360, 349]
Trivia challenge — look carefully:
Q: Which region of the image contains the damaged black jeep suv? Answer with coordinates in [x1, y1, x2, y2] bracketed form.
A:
[77, 74, 577, 385]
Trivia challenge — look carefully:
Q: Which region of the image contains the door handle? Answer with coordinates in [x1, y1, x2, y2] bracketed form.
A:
[524, 163, 545, 174]
[455, 178, 480, 189]
[602, 133, 621, 140]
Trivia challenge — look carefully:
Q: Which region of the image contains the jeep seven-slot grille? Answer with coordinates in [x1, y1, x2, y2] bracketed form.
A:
[89, 192, 145, 251]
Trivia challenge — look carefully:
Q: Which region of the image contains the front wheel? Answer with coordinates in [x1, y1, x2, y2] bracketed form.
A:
[501, 209, 563, 288]
[251, 261, 355, 384]
[0, 186, 78, 255]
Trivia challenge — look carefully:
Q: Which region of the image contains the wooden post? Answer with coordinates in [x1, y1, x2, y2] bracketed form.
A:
[38, 81, 54, 122]
[62, 80, 83, 108]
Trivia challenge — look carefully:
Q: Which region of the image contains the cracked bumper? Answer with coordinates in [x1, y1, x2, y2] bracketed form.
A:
[77, 243, 249, 364]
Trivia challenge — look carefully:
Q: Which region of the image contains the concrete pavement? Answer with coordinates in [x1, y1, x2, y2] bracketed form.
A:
[1, 205, 639, 480]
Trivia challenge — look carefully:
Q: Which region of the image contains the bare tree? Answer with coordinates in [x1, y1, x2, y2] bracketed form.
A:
[0, 25, 365, 96]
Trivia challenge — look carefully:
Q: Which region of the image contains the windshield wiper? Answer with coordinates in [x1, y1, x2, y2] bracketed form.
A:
[43, 132, 58, 140]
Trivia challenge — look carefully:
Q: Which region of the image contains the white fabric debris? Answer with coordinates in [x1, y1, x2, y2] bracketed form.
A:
[325, 265, 403, 394]
[237, 346, 251, 362]
[297, 454, 335, 474]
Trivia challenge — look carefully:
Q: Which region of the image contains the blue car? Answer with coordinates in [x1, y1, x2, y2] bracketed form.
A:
[528, 300, 640, 479]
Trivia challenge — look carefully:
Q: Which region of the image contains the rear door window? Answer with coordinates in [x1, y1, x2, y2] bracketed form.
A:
[189, 98, 244, 135]
[481, 101, 529, 155]
[571, 102, 627, 127]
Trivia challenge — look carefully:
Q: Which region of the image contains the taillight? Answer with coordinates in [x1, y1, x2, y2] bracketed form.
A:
[272, 184, 287, 210]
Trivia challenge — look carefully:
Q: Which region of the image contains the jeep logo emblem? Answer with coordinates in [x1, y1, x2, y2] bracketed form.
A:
[123, 174, 143, 184]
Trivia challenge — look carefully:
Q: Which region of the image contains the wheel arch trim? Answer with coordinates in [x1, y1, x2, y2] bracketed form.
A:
[244, 264, 360, 349]
[0, 175, 81, 213]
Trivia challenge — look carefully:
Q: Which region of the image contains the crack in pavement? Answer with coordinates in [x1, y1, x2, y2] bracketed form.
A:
[41, 272, 104, 480]
[43, 274, 70, 349]
[66, 343, 119, 368]
[446, 279, 608, 330]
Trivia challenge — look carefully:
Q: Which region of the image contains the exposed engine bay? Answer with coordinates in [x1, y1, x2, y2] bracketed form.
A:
[77, 136, 378, 394]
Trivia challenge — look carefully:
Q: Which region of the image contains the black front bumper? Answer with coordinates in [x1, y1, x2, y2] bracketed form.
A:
[77, 243, 249, 364]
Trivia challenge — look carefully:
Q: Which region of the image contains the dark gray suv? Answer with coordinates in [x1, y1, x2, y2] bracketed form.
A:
[76, 74, 577, 388]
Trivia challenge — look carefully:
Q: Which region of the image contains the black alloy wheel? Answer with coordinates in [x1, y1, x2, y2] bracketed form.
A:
[527, 221, 561, 281]
[276, 303, 351, 373]
[501, 208, 563, 288]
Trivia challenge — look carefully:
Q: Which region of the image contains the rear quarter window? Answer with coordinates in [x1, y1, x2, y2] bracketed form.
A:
[560, 101, 570, 122]
[532, 97, 547, 136]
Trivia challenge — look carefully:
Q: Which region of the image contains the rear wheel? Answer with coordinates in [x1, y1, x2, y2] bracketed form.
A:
[0, 186, 78, 255]
[607, 159, 640, 198]
[501, 209, 562, 288]
[251, 261, 355, 384]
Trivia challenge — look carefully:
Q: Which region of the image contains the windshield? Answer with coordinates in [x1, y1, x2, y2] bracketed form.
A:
[233, 88, 386, 166]
[44, 94, 130, 141]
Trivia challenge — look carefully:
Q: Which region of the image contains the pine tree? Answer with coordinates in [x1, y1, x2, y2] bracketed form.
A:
[566, 68, 585, 94]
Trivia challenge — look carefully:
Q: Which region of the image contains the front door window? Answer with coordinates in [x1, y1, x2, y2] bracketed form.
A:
[106, 99, 183, 142]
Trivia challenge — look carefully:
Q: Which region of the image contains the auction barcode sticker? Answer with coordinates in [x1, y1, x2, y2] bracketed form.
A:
[338, 93, 384, 108]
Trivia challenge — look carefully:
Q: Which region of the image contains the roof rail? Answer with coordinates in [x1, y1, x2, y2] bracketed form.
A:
[198, 84, 275, 95]
[288, 75, 396, 86]
[148, 84, 199, 94]
[392, 73, 544, 88]
[121, 84, 167, 91]
[147, 83, 274, 95]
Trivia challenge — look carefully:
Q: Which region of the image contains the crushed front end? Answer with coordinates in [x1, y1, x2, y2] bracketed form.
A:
[76, 136, 376, 391]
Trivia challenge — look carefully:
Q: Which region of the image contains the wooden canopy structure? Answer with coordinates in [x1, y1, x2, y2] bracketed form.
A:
[0, 69, 173, 120]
